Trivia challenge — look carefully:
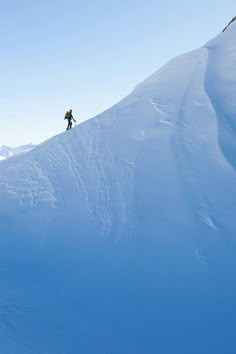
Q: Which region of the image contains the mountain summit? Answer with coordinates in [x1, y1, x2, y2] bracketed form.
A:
[0, 24, 236, 354]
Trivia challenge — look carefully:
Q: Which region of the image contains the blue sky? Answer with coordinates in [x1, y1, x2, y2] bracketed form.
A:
[0, 0, 235, 145]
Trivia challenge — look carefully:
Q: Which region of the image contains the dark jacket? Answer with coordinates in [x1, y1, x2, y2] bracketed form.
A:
[65, 111, 75, 122]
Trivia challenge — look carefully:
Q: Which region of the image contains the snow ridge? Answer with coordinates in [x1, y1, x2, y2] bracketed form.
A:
[0, 25, 236, 354]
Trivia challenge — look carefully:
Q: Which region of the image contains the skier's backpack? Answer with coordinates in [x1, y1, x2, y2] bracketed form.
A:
[64, 111, 70, 120]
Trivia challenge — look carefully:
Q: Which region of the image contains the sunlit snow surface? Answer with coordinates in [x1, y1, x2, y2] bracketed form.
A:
[0, 25, 236, 354]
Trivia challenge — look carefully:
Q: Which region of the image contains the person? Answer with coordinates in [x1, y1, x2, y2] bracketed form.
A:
[64, 109, 76, 130]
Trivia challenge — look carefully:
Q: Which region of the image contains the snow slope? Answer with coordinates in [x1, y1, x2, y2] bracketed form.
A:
[0, 143, 36, 160]
[0, 24, 236, 354]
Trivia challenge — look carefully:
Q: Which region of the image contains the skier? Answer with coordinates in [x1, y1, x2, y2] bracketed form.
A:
[64, 109, 76, 130]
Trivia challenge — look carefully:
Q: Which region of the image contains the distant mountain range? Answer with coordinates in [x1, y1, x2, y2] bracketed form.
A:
[0, 143, 36, 160]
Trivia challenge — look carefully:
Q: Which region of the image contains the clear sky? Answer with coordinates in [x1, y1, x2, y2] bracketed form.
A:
[0, 0, 235, 146]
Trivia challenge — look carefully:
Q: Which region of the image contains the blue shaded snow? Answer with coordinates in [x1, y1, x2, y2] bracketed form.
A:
[0, 24, 236, 354]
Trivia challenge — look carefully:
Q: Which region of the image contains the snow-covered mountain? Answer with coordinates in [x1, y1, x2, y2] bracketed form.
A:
[0, 143, 36, 160]
[0, 23, 236, 354]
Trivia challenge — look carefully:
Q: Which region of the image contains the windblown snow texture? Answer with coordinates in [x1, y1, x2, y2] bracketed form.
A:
[0, 24, 236, 354]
